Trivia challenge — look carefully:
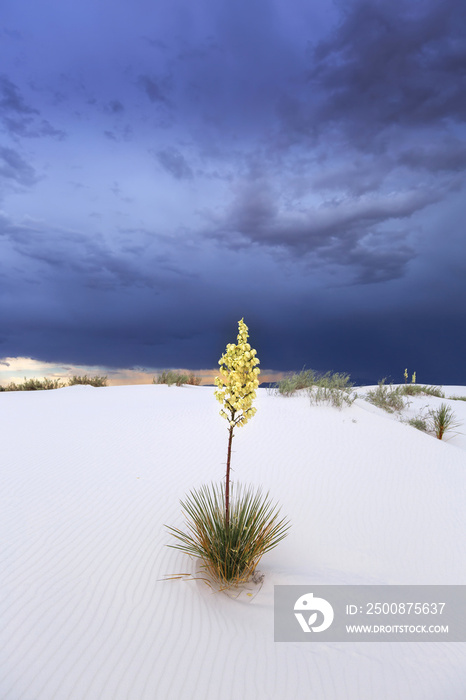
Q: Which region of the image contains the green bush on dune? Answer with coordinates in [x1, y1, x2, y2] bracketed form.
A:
[275, 368, 356, 408]
[1, 377, 64, 391]
[365, 380, 406, 413]
[400, 384, 445, 398]
[154, 370, 201, 386]
[67, 375, 108, 387]
[0, 375, 108, 391]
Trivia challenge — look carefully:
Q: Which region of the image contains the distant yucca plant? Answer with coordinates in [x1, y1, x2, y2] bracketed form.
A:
[167, 482, 290, 588]
[428, 403, 461, 440]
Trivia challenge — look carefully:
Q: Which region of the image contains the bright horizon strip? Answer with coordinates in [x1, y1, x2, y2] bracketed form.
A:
[0, 357, 286, 387]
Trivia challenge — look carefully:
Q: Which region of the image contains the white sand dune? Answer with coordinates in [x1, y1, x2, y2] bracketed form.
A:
[1, 384, 466, 699]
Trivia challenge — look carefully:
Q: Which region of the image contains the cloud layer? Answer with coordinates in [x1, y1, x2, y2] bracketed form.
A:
[0, 0, 465, 384]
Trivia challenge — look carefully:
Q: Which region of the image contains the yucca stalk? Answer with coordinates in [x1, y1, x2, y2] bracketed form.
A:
[214, 319, 260, 528]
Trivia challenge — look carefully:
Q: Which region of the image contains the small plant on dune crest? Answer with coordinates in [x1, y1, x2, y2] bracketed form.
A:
[400, 384, 444, 398]
[427, 403, 461, 440]
[167, 318, 289, 589]
[154, 370, 201, 386]
[310, 371, 356, 408]
[67, 375, 107, 387]
[276, 369, 316, 396]
[276, 368, 355, 407]
[365, 380, 405, 413]
[4, 377, 64, 391]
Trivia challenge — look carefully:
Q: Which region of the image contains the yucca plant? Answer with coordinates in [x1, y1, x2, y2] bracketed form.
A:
[166, 319, 290, 590]
[214, 318, 261, 528]
[167, 482, 290, 588]
[428, 403, 461, 440]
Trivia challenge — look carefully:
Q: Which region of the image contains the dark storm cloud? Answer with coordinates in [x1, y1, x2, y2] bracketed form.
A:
[306, 0, 466, 141]
[0, 214, 197, 294]
[399, 141, 466, 173]
[155, 148, 193, 180]
[188, 0, 466, 286]
[0, 74, 65, 139]
[105, 100, 124, 114]
[0, 147, 38, 187]
[0, 0, 464, 384]
[2, 116, 65, 139]
[207, 179, 441, 282]
[0, 75, 37, 115]
[138, 75, 170, 104]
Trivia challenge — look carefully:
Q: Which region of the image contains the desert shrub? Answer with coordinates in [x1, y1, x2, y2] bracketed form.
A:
[449, 396, 466, 402]
[276, 369, 355, 407]
[365, 380, 405, 413]
[185, 373, 201, 385]
[154, 370, 201, 386]
[167, 482, 290, 588]
[309, 372, 356, 408]
[67, 375, 107, 387]
[427, 403, 461, 440]
[276, 369, 316, 396]
[4, 377, 64, 391]
[401, 384, 444, 398]
[407, 416, 429, 432]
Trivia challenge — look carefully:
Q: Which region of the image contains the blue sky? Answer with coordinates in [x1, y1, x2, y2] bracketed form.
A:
[1, 0, 465, 385]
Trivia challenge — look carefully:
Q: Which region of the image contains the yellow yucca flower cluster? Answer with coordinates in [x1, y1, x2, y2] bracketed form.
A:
[214, 318, 260, 428]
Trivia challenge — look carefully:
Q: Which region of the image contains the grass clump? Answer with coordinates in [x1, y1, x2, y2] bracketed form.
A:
[3, 377, 64, 391]
[276, 369, 316, 396]
[400, 384, 444, 398]
[276, 369, 355, 407]
[449, 396, 466, 402]
[427, 403, 461, 440]
[310, 372, 356, 408]
[154, 370, 201, 386]
[365, 380, 405, 413]
[166, 482, 290, 588]
[67, 375, 107, 387]
[407, 415, 429, 433]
